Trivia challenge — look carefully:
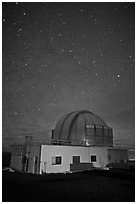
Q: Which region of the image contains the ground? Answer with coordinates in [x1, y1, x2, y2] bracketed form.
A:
[2, 169, 135, 202]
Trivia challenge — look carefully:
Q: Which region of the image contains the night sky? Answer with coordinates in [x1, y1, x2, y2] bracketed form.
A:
[2, 2, 135, 150]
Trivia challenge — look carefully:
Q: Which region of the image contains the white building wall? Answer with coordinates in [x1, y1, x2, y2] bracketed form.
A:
[10, 144, 129, 174]
[89, 147, 108, 168]
[40, 145, 108, 173]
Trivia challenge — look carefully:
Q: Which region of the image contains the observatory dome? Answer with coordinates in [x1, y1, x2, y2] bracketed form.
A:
[52, 110, 113, 147]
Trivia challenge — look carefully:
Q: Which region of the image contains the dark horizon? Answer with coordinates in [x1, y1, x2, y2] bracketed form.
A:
[2, 2, 135, 151]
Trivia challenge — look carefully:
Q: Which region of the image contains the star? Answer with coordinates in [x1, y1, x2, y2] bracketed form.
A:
[92, 60, 96, 64]
[100, 53, 104, 57]
[43, 64, 48, 68]
[81, 91, 85, 95]
[24, 63, 28, 66]
[2, 2, 135, 151]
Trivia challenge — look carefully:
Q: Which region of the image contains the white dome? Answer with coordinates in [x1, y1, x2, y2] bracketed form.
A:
[52, 110, 113, 146]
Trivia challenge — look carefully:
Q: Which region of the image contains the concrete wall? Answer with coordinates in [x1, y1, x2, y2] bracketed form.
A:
[27, 145, 41, 174]
[10, 144, 129, 174]
[10, 155, 23, 171]
[108, 148, 128, 164]
[10, 145, 41, 173]
[89, 146, 108, 168]
[10, 144, 25, 171]
[70, 163, 94, 172]
[40, 145, 108, 173]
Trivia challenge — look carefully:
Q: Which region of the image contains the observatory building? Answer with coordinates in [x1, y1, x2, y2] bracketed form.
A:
[10, 110, 128, 174]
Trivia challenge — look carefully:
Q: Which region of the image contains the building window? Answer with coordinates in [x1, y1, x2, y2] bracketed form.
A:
[73, 156, 80, 164]
[52, 156, 62, 165]
[108, 155, 111, 160]
[120, 159, 124, 163]
[21, 155, 27, 164]
[91, 155, 96, 162]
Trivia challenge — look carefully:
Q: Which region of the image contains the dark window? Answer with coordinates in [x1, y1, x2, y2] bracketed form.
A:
[52, 156, 62, 165]
[21, 155, 27, 164]
[120, 159, 124, 163]
[35, 156, 38, 164]
[108, 155, 111, 160]
[73, 156, 80, 163]
[91, 155, 96, 162]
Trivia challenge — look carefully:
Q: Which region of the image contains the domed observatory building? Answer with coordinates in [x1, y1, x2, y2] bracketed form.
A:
[10, 110, 128, 174]
[52, 110, 113, 147]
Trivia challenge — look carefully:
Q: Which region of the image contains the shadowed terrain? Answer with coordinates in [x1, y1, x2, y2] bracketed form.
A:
[2, 152, 11, 168]
[2, 169, 135, 202]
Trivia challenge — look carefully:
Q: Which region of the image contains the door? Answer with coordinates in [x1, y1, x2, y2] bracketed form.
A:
[34, 157, 38, 174]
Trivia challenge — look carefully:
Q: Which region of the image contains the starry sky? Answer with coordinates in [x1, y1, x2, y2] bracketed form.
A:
[2, 2, 135, 151]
